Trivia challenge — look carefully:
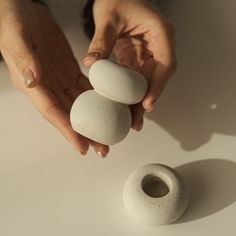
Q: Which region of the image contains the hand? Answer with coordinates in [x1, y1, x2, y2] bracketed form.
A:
[83, 0, 177, 131]
[0, 0, 109, 157]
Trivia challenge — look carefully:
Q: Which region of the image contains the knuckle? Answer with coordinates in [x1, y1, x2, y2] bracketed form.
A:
[89, 38, 110, 57]
[92, 37, 107, 50]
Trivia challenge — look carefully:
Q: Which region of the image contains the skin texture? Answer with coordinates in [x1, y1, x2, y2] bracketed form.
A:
[83, 0, 177, 131]
[0, 0, 109, 157]
[0, 0, 176, 158]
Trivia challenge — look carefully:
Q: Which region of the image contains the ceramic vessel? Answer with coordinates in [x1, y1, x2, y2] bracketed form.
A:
[89, 59, 148, 104]
[70, 59, 148, 145]
[123, 163, 189, 226]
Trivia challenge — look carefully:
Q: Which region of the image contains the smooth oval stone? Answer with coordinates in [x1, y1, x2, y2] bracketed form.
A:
[70, 90, 132, 145]
[89, 59, 148, 104]
[123, 164, 189, 226]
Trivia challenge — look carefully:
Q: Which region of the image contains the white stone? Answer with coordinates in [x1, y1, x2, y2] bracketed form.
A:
[89, 59, 148, 104]
[70, 90, 132, 145]
[123, 163, 189, 226]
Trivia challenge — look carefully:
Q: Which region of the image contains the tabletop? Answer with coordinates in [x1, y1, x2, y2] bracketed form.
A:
[0, 0, 235, 235]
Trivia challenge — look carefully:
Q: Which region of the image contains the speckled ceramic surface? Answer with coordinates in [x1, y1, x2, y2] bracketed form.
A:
[70, 59, 148, 145]
[1, 0, 236, 235]
[123, 163, 189, 226]
[89, 60, 148, 105]
[70, 90, 132, 145]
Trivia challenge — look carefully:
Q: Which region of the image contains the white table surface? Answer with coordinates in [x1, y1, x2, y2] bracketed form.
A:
[0, 0, 235, 235]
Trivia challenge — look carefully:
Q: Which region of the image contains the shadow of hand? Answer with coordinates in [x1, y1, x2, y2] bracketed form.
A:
[145, 0, 236, 151]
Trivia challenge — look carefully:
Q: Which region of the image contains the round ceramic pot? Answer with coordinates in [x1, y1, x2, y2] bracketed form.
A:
[123, 163, 189, 226]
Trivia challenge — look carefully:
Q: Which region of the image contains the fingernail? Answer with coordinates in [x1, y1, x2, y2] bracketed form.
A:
[24, 69, 35, 88]
[85, 51, 101, 61]
[97, 150, 106, 158]
[146, 99, 157, 112]
[80, 150, 87, 156]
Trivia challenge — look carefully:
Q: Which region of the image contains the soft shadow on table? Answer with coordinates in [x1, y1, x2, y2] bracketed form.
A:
[174, 159, 236, 224]
[145, 0, 236, 151]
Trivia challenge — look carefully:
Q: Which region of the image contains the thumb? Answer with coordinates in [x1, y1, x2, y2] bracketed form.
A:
[83, 22, 118, 67]
[4, 29, 41, 89]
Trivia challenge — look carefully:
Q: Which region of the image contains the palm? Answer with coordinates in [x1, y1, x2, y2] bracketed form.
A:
[30, 28, 92, 115]
[114, 35, 155, 80]
[85, 0, 176, 132]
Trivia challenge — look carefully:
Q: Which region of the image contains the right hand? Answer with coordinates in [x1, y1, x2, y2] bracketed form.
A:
[0, 0, 109, 157]
[83, 0, 176, 132]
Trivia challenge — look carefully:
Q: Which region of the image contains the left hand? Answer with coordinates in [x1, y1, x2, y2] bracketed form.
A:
[83, 0, 177, 131]
[0, 0, 109, 157]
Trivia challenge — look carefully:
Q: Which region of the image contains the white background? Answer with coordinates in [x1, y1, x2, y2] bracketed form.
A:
[0, 0, 235, 235]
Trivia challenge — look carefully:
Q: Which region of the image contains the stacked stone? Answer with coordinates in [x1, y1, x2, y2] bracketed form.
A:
[70, 59, 148, 145]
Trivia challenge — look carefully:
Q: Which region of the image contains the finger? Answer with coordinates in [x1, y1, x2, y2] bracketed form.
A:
[114, 37, 142, 72]
[83, 20, 118, 67]
[57, 84, 110, 158]
[44, 105, 89, 155]
[114, 39, 152, 131]
[56, 85, 110, 158]
[27, 86, 89, 155]
[77, 74, 93, 93]
[53, 89, 73, 112]
[89, 140, 110, 158]
[130, 102, 145, 131]
[143, 60, 176, 112]
[143, 20, 177, 112]
[56, 82, 110, 158]
[60, 75, 92, 105]
[1, 25, 41, 88]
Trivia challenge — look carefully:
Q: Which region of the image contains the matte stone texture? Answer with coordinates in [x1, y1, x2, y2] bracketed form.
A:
[123, 163, 189, 226]
[70, 90, 132, 145]
[89, 59, 148, 104]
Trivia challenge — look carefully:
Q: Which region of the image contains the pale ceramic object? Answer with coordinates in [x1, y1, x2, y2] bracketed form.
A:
[89, 59, 148, 104]
[70, 90, 132, 145]
[70, 59, 148, 145]
[123, 163, 189, 226]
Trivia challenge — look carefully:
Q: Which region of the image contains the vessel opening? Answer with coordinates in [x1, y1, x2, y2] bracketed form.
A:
[141, 174, 169, 198]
